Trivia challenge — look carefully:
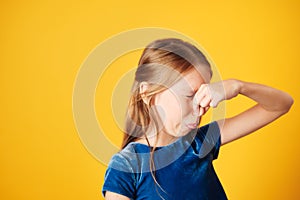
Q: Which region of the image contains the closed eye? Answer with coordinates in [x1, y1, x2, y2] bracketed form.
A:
[186, 94, 195, 98]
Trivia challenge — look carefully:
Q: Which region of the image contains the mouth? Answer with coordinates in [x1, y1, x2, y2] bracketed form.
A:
[186, 122, 199, 129]
[185, 116, 201, 130]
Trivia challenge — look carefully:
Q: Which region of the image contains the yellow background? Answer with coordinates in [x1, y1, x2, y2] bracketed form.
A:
[1, 0, 299, 199]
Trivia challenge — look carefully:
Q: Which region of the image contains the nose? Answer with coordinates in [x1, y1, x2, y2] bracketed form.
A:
[194, 116, 201, 124]
[188, 113, 200, 124]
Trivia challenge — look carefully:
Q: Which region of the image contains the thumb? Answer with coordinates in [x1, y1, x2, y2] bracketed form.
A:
[209, 99, 219, 108]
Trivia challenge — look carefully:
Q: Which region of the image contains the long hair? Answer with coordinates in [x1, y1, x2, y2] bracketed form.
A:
[121, 38, 212, 198]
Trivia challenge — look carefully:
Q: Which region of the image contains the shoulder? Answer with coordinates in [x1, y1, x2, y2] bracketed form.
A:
[107, 144, 138, 173]
[102, 146, 138, 199]
[107, 142, 151, 173]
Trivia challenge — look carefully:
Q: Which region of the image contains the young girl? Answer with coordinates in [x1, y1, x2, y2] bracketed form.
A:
[102, 38, 293, 200]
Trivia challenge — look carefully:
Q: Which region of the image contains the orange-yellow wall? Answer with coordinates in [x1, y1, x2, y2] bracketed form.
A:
[1, 1, 299, 199]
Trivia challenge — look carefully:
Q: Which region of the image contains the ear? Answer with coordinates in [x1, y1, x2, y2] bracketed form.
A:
[139, 81, 150, 105]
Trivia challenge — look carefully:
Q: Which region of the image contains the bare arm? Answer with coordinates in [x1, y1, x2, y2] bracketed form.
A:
[105, 191, 130, 200]
[193, 79, 294, 146]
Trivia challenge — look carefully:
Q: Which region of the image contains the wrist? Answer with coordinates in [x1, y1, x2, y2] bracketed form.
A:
[230, 79, 244, 95]
[238, 79, 245, 94]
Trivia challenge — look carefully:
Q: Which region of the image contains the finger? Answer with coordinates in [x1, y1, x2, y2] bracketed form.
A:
[193, 85, 208, 115]
[198, 105, 209, 117]
[200, 94, 212, 108]
[204, 106, 210, 113]
[193, 97, 200, 116]
[193, 94, 203, 116]
[209, 101, 218, 108]
[209, 96, 221, 108]
[199, 106, 211, 116]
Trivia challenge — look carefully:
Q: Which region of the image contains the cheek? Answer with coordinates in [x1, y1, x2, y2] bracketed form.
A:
[154, 91, 195, 125]
[169, 99, 182, 121]
[178, 98, 194, 116]
[155, 91, 182, 121]
[165, 97, 194, 125]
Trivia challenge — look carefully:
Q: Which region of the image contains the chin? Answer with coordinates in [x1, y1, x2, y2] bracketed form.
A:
[167, 123, 196, 137]
[175, 128, 192, 137]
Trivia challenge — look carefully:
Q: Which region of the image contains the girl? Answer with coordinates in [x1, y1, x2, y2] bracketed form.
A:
[102, 38, 293, 200]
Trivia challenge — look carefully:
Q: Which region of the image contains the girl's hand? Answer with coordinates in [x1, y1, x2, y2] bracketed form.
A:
[193, 79, 242, 116]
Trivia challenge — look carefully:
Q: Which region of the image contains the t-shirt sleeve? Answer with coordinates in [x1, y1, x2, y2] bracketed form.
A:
[196, 121, 222, 160]
[102, 153, 136, 199]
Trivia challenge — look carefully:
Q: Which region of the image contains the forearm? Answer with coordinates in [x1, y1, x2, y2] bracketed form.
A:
[235, 80, 294, 114]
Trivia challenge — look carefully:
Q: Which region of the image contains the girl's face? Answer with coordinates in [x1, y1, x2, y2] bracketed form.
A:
[152, 68, 206, 138]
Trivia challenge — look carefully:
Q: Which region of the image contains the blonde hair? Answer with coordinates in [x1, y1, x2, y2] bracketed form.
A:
[122, 38, 212, 198]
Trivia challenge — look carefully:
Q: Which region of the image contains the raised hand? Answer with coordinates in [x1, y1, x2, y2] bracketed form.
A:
[193, 79, 241, 116]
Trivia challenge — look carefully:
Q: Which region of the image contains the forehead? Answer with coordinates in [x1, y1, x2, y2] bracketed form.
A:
[171, 69, 205, 92]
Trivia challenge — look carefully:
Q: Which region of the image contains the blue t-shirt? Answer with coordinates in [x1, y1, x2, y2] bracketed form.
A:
[102, 121, 227, 200]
